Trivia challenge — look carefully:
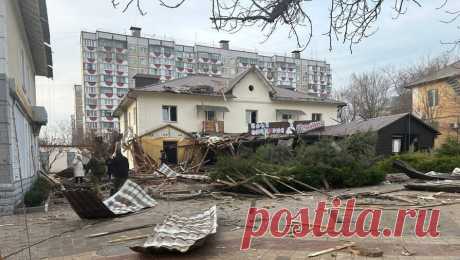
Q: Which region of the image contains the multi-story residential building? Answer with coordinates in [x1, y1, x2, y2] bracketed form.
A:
[407, 61, 460, 147]
[114, 67, 343, 166]
[80, 27, 332, 135]
[0, 0, 53, 215]
[72, 84, 84, 144]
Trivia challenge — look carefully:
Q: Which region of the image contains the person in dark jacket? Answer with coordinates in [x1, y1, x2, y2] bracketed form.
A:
[110, 149, 130, 195]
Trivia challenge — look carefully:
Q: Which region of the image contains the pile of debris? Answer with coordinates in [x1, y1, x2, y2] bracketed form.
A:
[394, 160, 460, 193]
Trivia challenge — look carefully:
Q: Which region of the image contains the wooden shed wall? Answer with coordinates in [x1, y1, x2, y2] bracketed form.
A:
[376, 115, 437, 155]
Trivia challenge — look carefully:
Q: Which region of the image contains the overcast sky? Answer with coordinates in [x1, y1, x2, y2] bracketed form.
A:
[36, 0, 460, 129]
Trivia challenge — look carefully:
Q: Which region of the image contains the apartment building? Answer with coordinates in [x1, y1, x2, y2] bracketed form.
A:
[72, 84, 84, 144]
[79, 27, 332, 135]
[0, 0, 53, 215]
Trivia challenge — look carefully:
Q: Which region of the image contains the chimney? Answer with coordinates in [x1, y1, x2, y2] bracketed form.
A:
[130, 26, 142, 37]
[133, 73, 160, 88]
[291, 50, 301, 59]
[219, 40, 229, 50]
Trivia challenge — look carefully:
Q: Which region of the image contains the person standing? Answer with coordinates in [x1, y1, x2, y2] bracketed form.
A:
[72, 152, 85, 184]
[110, 149, 130, 195]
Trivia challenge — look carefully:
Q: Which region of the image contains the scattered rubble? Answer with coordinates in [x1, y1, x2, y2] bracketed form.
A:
[394, 160, 460, 180]
[349, 246, 383, 257]
[405, 180, 460, 193]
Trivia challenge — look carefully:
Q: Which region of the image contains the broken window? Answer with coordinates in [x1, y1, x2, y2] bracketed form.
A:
[162, 105, 177, 122]
[246, 110, 258, 124]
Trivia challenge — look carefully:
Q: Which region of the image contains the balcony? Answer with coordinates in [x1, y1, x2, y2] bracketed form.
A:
[202, 120, 224, 135]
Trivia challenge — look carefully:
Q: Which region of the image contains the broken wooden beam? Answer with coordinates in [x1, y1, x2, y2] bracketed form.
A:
[108, 235, 149, 244]
[262, 176, 280, 194]
[252, 182, 276, 199]
[308, 242, 355, 257]
[87, 224, 156, 238]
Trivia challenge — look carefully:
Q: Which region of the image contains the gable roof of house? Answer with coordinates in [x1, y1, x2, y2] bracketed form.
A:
[226, 66, 277, 94]
[114, 67, 345, 116]
[133, 67, 344, 104]
[406, 61, 460, 88]
[308, 113, 440, 136]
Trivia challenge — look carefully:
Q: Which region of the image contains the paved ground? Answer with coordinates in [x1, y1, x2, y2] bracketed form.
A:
[1, 182, 460, 260]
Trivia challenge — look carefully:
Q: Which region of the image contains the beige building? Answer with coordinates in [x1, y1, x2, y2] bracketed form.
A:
[114, 67, 343, 165]
[407, 61, 460, 147]
[0, 0, 53, 214]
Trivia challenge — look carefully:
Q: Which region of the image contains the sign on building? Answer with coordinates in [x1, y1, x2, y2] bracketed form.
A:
[249, 120, 324, 136]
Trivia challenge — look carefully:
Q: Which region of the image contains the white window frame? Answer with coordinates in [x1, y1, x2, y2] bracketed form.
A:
[162, 105, 177, 122]
[205, 111, 216, 121]
[246, 110, 258, 124]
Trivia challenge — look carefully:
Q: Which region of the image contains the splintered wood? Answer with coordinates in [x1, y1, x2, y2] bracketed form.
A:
[124, 138, 158, 174]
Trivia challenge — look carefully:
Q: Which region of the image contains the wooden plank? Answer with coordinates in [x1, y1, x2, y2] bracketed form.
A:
[262, 176, 280, 194]
[252, 182, 276, 199]
[288, 178, 331, 197]
[274, 179, 307, 195]
[87, 224, 155, 238]
[321, 175, 330, 190]
[308, 242, 355, 257]
[194, 146, 210, 174]
[108, 235, 148, 244]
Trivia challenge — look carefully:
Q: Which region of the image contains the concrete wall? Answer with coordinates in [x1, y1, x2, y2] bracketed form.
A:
[0, 0, 41, 215]
[134, 72, 339, 135]
[5, 0, 36, 105]
[0, 76, 37, 215]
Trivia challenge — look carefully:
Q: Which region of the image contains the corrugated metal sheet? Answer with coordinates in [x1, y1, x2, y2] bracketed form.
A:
[63, 180, 156, 219]
[103, 180, 157, 215]
[131, 205, 217, 253]
[155, 164, 210, 181]
[63, 190, 115, 219]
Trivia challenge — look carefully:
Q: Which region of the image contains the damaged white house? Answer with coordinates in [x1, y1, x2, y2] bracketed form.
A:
[114, 67, 344, 166]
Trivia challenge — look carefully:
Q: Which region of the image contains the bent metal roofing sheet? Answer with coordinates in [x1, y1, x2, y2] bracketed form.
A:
[63, 180, 157, 219]
[131, 205, 217, 253]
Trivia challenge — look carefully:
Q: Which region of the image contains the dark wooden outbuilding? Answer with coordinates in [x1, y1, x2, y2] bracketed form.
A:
[307, 113, 440, 155]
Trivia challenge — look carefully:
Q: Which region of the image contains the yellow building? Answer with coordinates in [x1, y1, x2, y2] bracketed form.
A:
[407, 61, 460, 147]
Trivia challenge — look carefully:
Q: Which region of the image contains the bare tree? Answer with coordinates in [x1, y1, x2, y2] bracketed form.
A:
[111, 0, 457, 51]
[413, 87, 440, 124]
[383, 53, 455, 114]
[339, 70, 392, 120]
[39, 121, 73, 173]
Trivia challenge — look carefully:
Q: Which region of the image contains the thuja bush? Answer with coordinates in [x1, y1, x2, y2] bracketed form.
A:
[292, 132, 385, 188]
[375, 151, 460, 174]
[24, 176, 52, 207]
[437, 137, 460, 157]
[210, 132, 386, 188]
